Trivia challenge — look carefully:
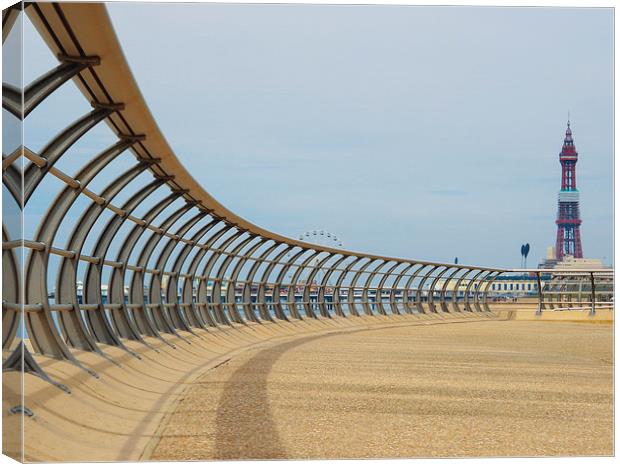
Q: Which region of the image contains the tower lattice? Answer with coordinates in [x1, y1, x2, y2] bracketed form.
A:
[555, 120, 583, 260]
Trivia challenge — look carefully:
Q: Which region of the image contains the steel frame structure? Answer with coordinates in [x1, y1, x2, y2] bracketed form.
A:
[0, 3, 613, 389]
[534, 271, 614, 314]
[555, 121, 583, 260]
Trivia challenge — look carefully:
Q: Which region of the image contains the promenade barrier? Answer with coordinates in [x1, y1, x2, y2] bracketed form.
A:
[2, 2, 511, 384]
[1, 3, 614, 461]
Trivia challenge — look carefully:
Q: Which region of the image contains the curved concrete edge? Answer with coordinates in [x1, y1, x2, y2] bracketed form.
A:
[3, 313, 494, 462]
[493, 307, 613, 323]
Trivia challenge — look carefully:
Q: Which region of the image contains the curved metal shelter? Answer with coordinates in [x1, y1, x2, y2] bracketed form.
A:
[1, 2, 612, 390]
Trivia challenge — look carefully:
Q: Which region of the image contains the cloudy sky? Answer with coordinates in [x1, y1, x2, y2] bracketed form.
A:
[12, 4, 614, 269]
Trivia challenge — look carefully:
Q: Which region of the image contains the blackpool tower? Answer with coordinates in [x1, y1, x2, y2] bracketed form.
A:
[555, 119, 583, 260]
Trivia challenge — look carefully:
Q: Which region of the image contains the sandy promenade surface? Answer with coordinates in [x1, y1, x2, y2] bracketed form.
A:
[3, 313, 491, 461]
[151, 319, 613, 460]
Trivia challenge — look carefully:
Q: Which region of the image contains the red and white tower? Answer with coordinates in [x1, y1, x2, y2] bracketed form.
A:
[555, 119, 583, 260]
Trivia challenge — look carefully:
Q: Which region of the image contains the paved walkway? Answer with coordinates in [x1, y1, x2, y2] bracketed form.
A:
[151, 320, 613, 459]
[4, 313, 485, 461]
[3, 313, 612, 461]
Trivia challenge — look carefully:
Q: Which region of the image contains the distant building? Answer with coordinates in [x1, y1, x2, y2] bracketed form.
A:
[491, 275, 538, 295]
[438, 275, 547, 298]
[539, 246, 608, 270]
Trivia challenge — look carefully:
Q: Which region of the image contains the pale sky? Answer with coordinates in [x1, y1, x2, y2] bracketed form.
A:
[6, 4, 615, 269]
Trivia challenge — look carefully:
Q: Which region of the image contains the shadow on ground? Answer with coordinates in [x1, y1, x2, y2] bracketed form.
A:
[214, 332, 339, 459]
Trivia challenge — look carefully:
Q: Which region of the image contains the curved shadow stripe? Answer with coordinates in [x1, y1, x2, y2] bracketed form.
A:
[214, 332, 339, 460]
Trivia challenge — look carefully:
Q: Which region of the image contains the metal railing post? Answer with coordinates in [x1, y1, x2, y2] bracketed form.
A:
[590, 272, 596, 316]
[536, 271, 544, 315]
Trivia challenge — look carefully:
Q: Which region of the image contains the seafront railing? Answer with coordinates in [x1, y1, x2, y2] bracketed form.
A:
[533, 269, 614, 314]
[1, 3, 613, 390]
